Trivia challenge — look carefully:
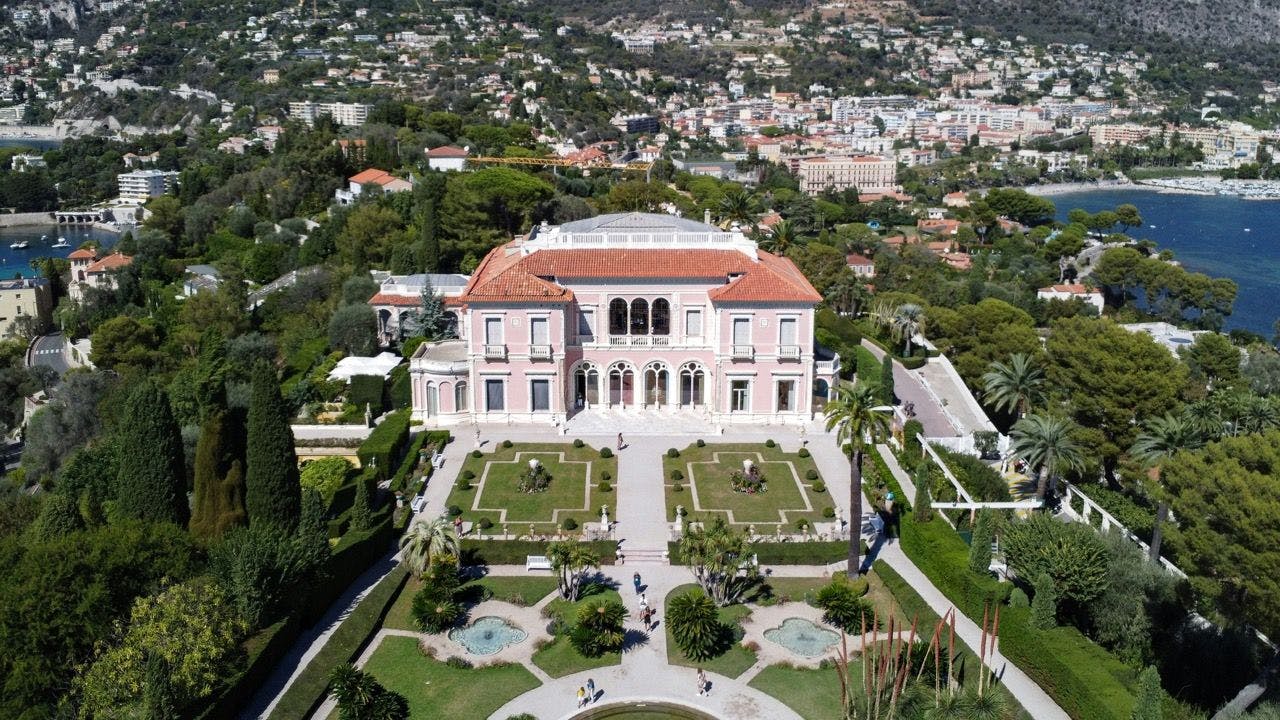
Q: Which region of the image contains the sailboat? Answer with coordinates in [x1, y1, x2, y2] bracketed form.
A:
[8, 240, 28, 250]
[51, 237, 70, 248]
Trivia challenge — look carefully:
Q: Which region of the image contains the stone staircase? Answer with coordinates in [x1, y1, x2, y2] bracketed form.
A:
[619, 546, 670, 565]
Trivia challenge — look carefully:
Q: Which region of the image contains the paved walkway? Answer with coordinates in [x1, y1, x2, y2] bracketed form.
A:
[860, 340, 959, 437]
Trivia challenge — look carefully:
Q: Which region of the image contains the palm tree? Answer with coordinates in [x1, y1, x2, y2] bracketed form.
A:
[824, 383, 892, 574]
[1131, 413, 1204, 562]
[982, 353, 1046, 419]
[548, 540, 599, 601]
[398, 517, 459, 579]
[1009, 414, 1085, 503]
[757, 219, 797, 254]
[718, 189, 759, 227]
[892, 304, 925, 358]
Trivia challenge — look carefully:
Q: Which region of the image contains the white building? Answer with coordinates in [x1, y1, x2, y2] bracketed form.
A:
[424, 145, 468, 172]
[287, 101, 372, 127]
[117, 170, 179, 200]
[1036, 284, 1104, 312]
[796, 156, 897, 195]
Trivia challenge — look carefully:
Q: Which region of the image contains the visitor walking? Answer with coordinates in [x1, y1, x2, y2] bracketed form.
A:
[641, 606, 652, 629]
[577, 686, 587, 708]
[638, 592, 648, 609]
[649, 603, 660, 630]
[696, 669, 708, 696]
[633, 572, 642, 595]
[454, 515, 464, 536]
[617, 432, 624, 450]
[586, 678, 596, 703]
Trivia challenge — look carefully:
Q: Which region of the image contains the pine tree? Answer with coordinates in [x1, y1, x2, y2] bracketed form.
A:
[879, 355, 896, 406]
[968, 509, 995, 574]
[115, 380, 189, 526]
[403, 276, 449, 340]
[1132, 666, 1164, 720]
[190, 408, 248, 542]
[245, 363, 301, 532]
[350, 473, 373, 533]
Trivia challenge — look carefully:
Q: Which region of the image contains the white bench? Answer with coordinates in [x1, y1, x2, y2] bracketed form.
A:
[431, 452, 445, 470]
[525, 555, 553, 571]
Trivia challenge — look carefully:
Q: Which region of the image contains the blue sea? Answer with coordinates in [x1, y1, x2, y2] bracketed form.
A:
[1050, 188, 1280, 336]
[0, 225, 119, 280]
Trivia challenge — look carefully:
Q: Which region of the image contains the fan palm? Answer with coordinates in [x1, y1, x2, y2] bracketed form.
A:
[718, 189, 760, 227]
[1131, 413, 1204, 562]
[982, 353, 1046, 419]
[398, 517, 459, 579]
[758, 219, 797, 254]
[825, 383, 893, 573]
[548, 540, 599, 601]
[1009, 414, 1086, 502]
[893, 304, 925, 357]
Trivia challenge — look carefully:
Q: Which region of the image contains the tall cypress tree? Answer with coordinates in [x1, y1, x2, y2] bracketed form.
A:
[417, 198, 440, 273]
[190, 407, 248, 542]
[115, 380, 189, 526]
[245, 362, 301, 532]
[879, 355, 896, 406]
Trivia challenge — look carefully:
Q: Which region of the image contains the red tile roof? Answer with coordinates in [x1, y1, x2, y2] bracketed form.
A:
[426, 145, 468, 158]
[846, 253, 874, 266]
[458, 245, 821, 304]
[68, 248, 97, 260]
[349, 168, 392, 184]
[85, 253, 132, 273]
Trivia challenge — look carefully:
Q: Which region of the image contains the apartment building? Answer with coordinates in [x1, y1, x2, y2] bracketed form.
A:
[287, 101, 372, 127]
[0, 277, 51, 339]
[117, 170, 179, 200]
[796, 156, 897, 195]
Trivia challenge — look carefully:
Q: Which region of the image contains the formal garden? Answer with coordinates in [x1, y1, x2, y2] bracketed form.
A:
[446, 440, 619, 537]
[662, 441, 835, 535]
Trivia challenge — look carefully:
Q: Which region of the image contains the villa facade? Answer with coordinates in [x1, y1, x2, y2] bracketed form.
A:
[408, 213, 838, 426]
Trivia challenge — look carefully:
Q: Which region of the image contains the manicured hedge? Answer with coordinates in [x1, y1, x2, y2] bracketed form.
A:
[895, 485, 1137, 720]
[871, 560, 941, 628]
[855, 347, 882, 388]
[388, 364, 411, 409]
[459, 539, 617, 566]
[357, 409, 411, 479]
[390, 432, 429, 493]
[265, 566, 410, 720]
[348, 374, 386, 413]
[666, 540, 866, 565]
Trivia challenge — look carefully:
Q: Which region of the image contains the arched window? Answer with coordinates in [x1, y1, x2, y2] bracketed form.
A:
[609, 298, 628, 335]
[651, 298, 670, 335]
[426, 383, 439, 416]
[455, 382, 468, 412]
[573, 362, 600, 408]
[629, 298, 649, 336]
[679, 362, 706, 406]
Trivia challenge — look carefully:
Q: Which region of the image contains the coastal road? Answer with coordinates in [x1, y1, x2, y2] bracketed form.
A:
[27, 332, 70, 377]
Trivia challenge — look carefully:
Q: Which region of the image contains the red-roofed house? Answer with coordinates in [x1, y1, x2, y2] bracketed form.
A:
[846, 253, 875, 278]
[1037, 283, 1104, 312]
[68, 249, 133, 301]
[408, 212, 836, 426]
[335, 168, 413, 205]
[425, 145, 468, 172]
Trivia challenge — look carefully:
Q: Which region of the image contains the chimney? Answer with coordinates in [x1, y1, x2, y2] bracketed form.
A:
[704, 209, 711, 225]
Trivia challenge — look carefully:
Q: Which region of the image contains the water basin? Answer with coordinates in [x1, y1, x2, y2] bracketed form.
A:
[448, 616, 527, 655]
[763, 617, 839, 658]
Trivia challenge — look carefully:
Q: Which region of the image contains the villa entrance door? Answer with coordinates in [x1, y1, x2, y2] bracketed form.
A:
[679, 363, 706, 407]
[644, 366, 669, 408]
[608, 366, 635, 407]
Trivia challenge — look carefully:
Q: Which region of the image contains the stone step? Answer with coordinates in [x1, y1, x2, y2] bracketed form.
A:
[619, 548, 670, 565]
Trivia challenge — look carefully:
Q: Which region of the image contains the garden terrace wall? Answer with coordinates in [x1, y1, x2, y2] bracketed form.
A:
[666, 540, 864, 565]
[357, 409, 411, 479]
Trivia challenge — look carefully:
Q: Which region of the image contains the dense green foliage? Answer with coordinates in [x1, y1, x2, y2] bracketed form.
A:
[190, 408, 248, 542]
[358, 410, 411, 480]
[667, 589, 726, 661]
[245, 363, 301, 532]
[114, 380, 190, 526]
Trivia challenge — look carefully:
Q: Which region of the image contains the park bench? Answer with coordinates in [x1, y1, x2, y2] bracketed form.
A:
[525, 555, 553, 571]
[431, 451, 445, 469]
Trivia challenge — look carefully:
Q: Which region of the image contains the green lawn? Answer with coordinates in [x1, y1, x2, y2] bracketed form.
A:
[384, 575, 560, 632]
[749, 665, 844, 720]
[664, 584, 758, 678]
[362, 635, 540, 720]
[532, 585, 625, 678]
[447, 442, 618, 534]
[663, 443, 832, 531]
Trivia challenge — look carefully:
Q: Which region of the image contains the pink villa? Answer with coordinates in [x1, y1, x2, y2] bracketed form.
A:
[408, 213, 840, 425]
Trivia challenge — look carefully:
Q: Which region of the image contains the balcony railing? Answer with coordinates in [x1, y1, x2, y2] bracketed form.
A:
[731, 344, 755, 360]
[483, 344, 507, 360]
[529, 344, 552, 359]
[778, 345, 801, 360]
[606, 335, 672, 347]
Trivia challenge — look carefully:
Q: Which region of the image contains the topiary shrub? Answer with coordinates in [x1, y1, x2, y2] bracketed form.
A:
[471, 450, 482, 459]
[447, 504, 462, 517]
[1030, 573, 1058, 629]
[456, 478, 473, 491]
[502, 439, 513, 449]
[600, 447, 613, 459]
[696, 439, 706, 447]
[667, 448, 680, 458]
[601, 471, 611, 482]
[796, 518, 810, 532]
[673, 483, 684, 493]
[765, 439, 776, 448]
[478, 517, 493, 530]
[573, 439, 584, 448]
[598, 481, 612, 493]
[461, 469, 476, 480]
[805, 468, 819, 481]
[823, 506, 836, 518]
[798, 448, 810, 458]
[813, 481, 826, 493]
[670, 469, 684, 482]
[562, 517, 578, 531]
